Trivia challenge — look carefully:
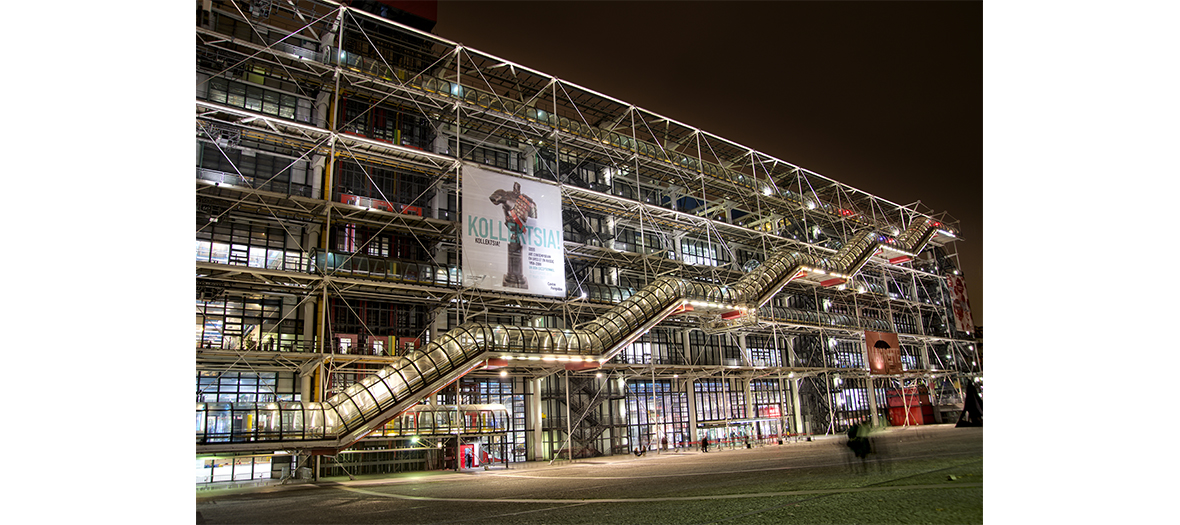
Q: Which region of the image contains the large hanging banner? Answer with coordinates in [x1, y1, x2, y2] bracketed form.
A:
[865, 330, 903, 375]
[461, 164, 565, 297]
[947, 275, 975, 334]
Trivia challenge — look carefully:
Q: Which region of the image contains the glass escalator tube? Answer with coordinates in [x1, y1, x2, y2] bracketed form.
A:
[397, 357, 426, 393]
[370, 368, 406, 408]
[279, 401, 304, 441]
[684, 282, 705, 304]
[324, 324, 486, 444]
[897, 218, 938, 253]
[356, 374, 393, 416]
[322, 404, 341, 439]
[829, 231, 879, 276]
[198, 220, 948, 449]
[325, 386, 364, 434]
[734, 251, 810, 308]
[425, 340, 460, 380]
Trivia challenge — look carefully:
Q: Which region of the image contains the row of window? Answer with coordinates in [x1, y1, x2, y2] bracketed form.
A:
[200, 76, 312, 123]
[195, 240, 308, 272]
[533, 147, 611, 191]
[196, 296, 306, 351]
[197, 371, 299, 404]
[333, 223, 429, 261]
[340, 97, 434, 150]
[334, 160, 435, 212]
[329, 298, 429, 340]
[453, 139, 521, 172]
[197, 142, 313, 194]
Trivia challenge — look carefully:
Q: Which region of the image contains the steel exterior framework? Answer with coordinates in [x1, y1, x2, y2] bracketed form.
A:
[194, 0, 978, 470]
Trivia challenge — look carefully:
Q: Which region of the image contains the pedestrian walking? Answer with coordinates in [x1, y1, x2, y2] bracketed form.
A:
[846, 419, 872, 472]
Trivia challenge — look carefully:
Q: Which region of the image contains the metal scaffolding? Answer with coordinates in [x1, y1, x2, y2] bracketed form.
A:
[194, 0, 979, 477]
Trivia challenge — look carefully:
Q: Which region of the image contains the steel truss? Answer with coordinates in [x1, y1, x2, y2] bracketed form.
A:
[194, 0, 978, 465]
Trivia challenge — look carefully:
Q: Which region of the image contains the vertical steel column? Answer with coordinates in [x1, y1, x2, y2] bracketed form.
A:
[529, 376, 543, 461]
[737, 332, 750, 366]
[909, 265, 920, 305]
[455, 381, 461, 470]
[860, 337, 879, 426]
[453, 45, 464, 367]
[651, 356, 657, 453]
[789, 375, 803, 436]
[919, 340, 932, 370]
[314, 7, 346, 404]
[743, 377, 754, 426]
[686, 376, 698, 446]
[821, 337, 835, 435]
[565, 370, 573, 459]
[786, 334, 798, 367]
[722, 369, 730, 447]
[553, 80, 560, 183]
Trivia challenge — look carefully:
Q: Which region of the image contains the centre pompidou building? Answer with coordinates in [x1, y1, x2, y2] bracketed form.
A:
[194, 0, 979, 483]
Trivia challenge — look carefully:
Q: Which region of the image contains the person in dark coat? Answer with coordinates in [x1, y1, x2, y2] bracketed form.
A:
[846, 420, 872, 472]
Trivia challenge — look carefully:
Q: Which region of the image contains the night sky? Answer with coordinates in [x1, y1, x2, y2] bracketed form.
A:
[433, 1, 984, 327]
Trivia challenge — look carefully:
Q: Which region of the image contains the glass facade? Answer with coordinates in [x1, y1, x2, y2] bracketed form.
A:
[194, 0, 979, 483]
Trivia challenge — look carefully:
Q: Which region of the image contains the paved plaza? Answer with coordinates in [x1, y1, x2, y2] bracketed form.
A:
[197, 425, 983, 524]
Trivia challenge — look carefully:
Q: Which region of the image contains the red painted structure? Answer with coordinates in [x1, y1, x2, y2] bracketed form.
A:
[885, 385, 936, 426]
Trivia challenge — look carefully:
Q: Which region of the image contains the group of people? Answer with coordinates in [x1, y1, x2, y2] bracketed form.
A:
[639, 423, 885, 464]
[697, 435, 751, 452]
[631, 435, 760, 454]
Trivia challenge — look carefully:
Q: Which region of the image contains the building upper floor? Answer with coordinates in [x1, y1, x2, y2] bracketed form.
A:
[196, 0, 964, 245]
[194, 0, 975, 347]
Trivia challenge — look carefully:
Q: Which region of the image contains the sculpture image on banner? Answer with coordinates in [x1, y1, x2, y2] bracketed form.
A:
[864, 330, 903, 375]
[461, 164, 565, 297]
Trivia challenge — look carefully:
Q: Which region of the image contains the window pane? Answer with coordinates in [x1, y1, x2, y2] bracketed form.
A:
[227, 83, 246, 107]
[245, 87, 263, 111]
[209, 79, 228, 104]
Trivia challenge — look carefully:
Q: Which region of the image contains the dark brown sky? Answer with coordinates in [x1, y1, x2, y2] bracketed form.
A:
[432, 1, 983, 327]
